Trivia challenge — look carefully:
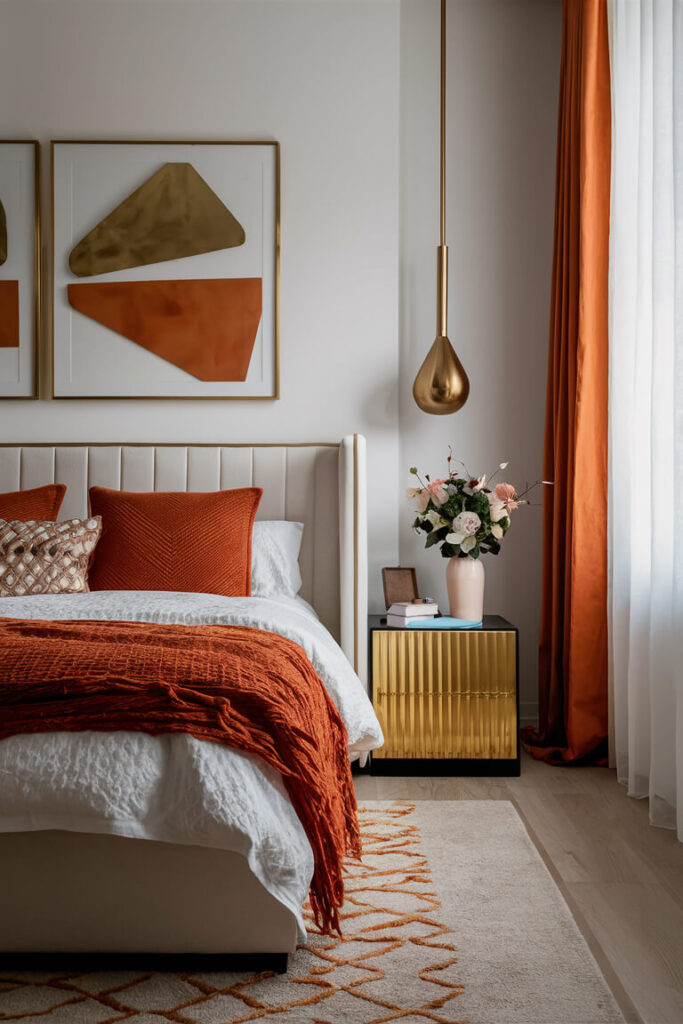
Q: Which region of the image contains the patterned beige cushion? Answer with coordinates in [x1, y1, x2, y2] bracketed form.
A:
[0, 517, 102, 597]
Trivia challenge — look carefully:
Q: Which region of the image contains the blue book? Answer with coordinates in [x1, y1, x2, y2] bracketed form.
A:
[407, 616, 482, 629]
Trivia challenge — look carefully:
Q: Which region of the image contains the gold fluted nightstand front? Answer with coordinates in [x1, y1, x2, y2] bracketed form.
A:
[368, 615, 519, 776]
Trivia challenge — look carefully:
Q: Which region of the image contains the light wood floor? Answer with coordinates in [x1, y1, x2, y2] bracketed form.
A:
[355, 752, 683, 1024]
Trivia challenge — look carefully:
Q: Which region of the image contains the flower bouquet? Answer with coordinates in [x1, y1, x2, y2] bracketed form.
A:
[406, 452, 533, 618]
[407, 454, 528, 560]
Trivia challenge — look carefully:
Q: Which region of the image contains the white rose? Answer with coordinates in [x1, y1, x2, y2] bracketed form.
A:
[446, 511, 481, 549]
[453, 511, 481, 536]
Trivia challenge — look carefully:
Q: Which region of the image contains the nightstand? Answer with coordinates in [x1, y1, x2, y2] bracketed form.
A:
[368, 614, 520, 776]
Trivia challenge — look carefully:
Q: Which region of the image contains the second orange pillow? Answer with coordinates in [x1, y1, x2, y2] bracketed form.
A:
[89, 487, 262, 597]
[0, 484, 66, 522]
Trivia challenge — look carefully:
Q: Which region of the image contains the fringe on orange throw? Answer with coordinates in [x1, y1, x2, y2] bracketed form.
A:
[0, 617, 361, 935]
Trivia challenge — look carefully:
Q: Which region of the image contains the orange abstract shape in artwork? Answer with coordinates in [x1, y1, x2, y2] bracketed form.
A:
[68, 278, 262, 381]
[0, 281, 19, 348]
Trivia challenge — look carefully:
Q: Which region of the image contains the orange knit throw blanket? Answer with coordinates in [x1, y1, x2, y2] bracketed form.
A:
[0, 617, 361, 935]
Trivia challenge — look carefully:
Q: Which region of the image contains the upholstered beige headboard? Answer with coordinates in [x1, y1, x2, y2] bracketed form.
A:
[0, 436, 368, 684]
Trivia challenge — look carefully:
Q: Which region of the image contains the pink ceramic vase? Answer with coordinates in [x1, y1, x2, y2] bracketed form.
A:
[445, 556, 485, 620]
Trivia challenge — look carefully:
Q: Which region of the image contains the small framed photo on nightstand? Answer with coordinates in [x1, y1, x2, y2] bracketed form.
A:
[381, 566, 418, 609]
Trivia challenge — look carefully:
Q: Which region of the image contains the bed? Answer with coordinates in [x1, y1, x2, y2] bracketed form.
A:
[0, 436, 379, 969]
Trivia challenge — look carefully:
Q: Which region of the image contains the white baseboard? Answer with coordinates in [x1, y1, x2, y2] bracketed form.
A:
[519, 702, 538, 728]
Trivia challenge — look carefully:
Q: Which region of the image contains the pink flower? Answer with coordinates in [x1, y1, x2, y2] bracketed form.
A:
[427, 479, 450, 507]
[406, 487, 430, 512]
[495, 483, 519, 510]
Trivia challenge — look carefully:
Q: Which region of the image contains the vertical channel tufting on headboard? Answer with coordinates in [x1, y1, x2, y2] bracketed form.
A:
[0, 438, 367, 685]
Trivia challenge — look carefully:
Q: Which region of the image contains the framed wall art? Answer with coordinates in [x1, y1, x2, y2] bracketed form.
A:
[0, 140, 40, 399]
[51, 140, 279, 399]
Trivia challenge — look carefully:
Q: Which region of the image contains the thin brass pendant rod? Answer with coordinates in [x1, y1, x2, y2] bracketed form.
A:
[438, 0, 448, 338]
[440, 0, 446, 250]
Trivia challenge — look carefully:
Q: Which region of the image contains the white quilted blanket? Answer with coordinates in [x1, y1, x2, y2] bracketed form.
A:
[0, 591, 383, 938]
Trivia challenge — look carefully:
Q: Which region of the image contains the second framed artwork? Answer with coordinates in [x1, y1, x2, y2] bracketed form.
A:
[0, 140, 40, 399]
[51, 140, 279, 399]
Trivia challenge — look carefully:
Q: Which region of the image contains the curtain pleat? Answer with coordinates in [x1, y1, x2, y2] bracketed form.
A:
[522, 0, 611, 765]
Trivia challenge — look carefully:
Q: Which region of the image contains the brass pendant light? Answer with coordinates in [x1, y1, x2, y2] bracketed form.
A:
[413, 0, 470, 415]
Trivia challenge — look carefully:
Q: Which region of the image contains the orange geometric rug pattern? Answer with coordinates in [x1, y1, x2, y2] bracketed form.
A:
[0, 803, 466, 1023]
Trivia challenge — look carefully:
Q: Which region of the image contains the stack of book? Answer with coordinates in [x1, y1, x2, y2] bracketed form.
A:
[386, 601, 439, 627]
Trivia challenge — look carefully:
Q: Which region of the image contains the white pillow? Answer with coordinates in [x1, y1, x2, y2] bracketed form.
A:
[251, 520, 304, 598]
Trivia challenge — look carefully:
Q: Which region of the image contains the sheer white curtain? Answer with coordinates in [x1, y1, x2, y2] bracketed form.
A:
[608, 0, 683, 839]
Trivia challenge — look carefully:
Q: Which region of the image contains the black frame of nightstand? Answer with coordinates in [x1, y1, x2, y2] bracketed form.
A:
[368, 614, 521, 777]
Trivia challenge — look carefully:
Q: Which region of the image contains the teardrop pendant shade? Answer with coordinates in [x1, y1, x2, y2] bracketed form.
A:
[413, 335, 470, 415]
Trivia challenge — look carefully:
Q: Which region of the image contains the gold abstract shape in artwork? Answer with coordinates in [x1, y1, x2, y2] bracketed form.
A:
[0, 281, 19, 347]
[0, 200, 7, 265]
[68, 278, 262, 381]
[69, 163, 246, 277]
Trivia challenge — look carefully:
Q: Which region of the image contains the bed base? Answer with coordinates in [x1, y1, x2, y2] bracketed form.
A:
[0, 831, 298, 963]
[0, 437, 368, 963]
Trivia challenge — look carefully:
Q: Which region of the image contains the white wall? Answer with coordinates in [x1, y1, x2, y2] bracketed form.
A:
[399, 0, 561, 720]
[0, 0, 560, 714]
[0, 0, 401, 612]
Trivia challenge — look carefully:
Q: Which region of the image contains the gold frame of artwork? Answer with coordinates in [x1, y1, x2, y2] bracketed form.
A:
[0, 140, 41, 400]
[50, 139, 280, 401]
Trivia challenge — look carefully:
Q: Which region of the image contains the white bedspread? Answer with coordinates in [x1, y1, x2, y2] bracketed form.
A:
[0, 591, 383, 938]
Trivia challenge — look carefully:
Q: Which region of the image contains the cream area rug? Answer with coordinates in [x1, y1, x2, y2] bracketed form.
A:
[0, 801, 624, 1024]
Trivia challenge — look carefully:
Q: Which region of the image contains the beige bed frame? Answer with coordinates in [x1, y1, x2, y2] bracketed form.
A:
[0, 438, 367, 965]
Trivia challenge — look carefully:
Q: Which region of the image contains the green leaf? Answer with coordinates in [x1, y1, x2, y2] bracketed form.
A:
[425, 531, 441, 548]
[410, 467, 418, 475]
[440, 542, 458, 558]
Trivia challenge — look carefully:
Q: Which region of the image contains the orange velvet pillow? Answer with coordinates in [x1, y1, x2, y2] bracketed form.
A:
[88, 487, 262, 596]
[0, 484, 66, 522]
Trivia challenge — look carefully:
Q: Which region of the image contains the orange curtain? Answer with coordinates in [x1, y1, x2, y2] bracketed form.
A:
[521, 0, 611, 765]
